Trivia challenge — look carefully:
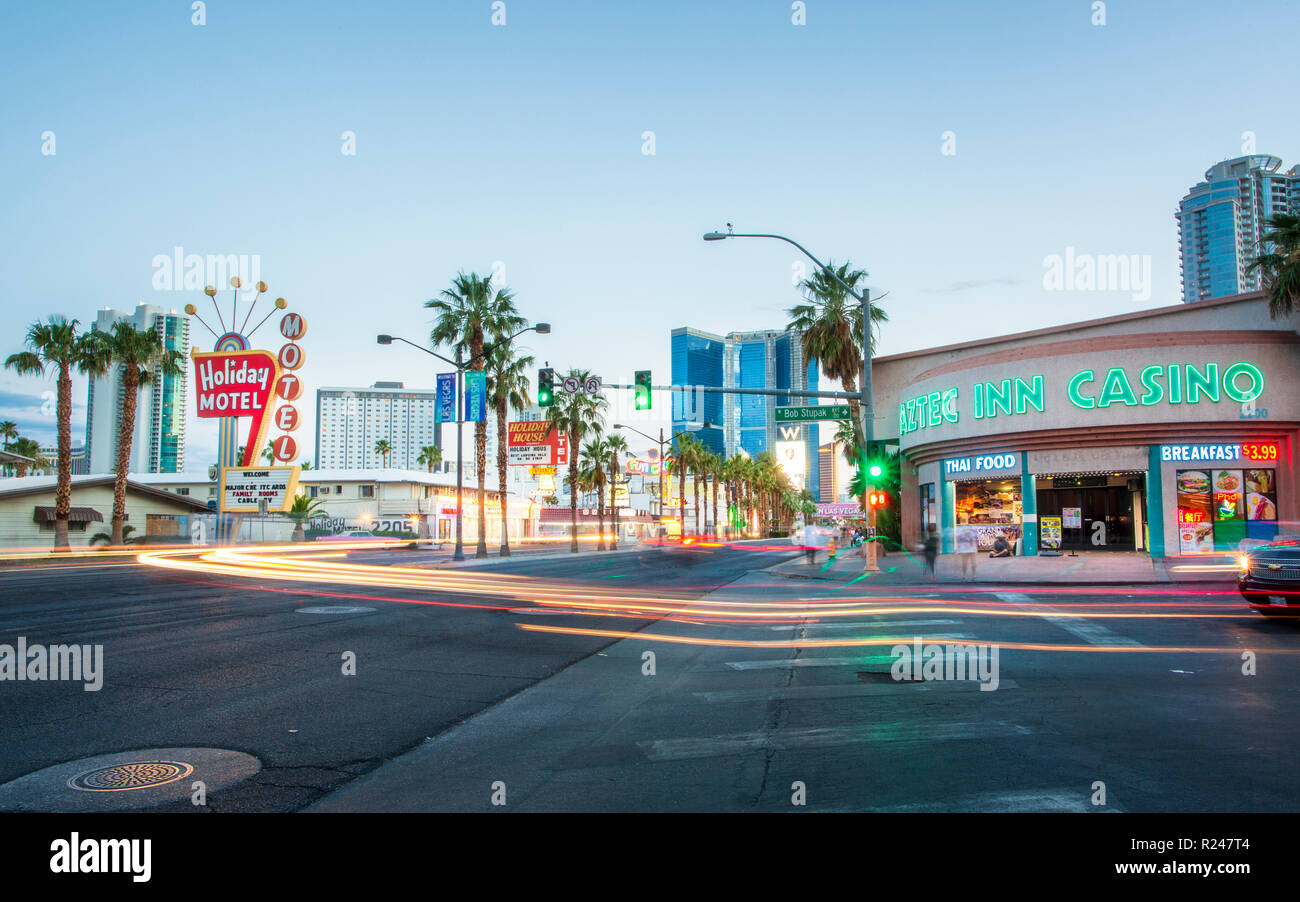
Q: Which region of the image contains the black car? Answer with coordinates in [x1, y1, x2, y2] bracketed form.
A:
[1238, 539, 1300, 616]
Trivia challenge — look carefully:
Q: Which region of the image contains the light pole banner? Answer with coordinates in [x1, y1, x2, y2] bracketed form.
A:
[436, 373, 456, 423]
[464, 370, 487, 423]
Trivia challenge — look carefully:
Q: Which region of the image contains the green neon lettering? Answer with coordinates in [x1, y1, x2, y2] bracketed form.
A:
[1096, 367, 1139, 407]
[1185, 363, 1218, 403]
[941, 388, 959, 423]
[1167, 364, 1182, 404]
[1067, 370, 1096, 409]
[985, 379, 1012, 417]
[1013, 375, 1044, 414]
[1138, 365, 1164, 405]
[974, 382, 984, 419]
[1222, 361, 1264, 403]
[927, 391, 942, 427]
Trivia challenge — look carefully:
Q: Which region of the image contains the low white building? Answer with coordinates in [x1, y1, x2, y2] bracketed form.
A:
[138, 468, 537, 543]
[0, 475, 210, 548]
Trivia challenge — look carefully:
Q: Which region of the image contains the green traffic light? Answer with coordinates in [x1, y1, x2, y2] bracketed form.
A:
[869, 464, 882, 478]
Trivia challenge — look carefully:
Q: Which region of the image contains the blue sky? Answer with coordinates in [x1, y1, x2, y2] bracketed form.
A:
[2, 0, 1297, 466]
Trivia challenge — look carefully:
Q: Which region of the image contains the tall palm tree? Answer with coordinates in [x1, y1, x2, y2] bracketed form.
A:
[704, 451, 722, 538]
[485, 343, 533, 556]
[0, 420, 17, 451]
[544, 368, 608, 552]
[605, 433, 629, 549]
[787, 261, 887, 430]
[672, 433, 706, 537]
[10, 437, 46, 477]
[417, 445, 442, 473]
[1248, 212, 1300, 320]
[427, 272, 526, 557]
[580, 436, 610, 550]
[97, 321, 184, 545]
[5, 316, 108, 549]
[373, 438, 392, 467]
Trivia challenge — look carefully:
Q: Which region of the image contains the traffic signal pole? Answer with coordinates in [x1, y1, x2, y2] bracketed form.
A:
[860, 288, 878, 572]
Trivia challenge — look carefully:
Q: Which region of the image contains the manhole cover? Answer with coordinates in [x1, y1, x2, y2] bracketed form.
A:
[0, 747, 260, 812]
[69, 761, 194, 792]
[296, 605, 376, 615]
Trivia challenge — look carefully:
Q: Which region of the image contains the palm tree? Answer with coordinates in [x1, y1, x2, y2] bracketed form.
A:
[300, 461, 313, 470]
[10, 437, 46, 477]
[605, 433, 629, 549]
[580, 436, 610, 550]
[1248, 212, 1300, 320]
[544, 368, 608, 552]
[373, 439, 392, 468]
[90, 524, 140, 546]
[5, 316, 108, 549]
[485, 343, 533, 556]
[787, 261, 887, 429]
[417, 445, 442, 473]
[0, 420, 17, 451]
[262, 441, 276, 465]
[98, 321, 184, 545]
[285, 493, 327, 542]
[427, 272, 526, 558]
[704, 451, 722, 538]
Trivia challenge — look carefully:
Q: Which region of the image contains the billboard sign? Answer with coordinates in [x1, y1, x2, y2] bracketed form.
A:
[507, 421, 569, 465]
[220, 467, 300, 513]
[193, 349, 280, 466]
[775, 440, 807, 491]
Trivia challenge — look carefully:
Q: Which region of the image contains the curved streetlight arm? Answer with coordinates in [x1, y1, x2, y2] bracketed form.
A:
[707, 231, 864, 302]
[380, 335, 461, 368]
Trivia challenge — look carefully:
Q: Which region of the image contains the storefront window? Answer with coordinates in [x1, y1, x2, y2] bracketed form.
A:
[954, 479, 1021, 550]
[1177, 468, 1276, 552]
[919, 483, 936, 537]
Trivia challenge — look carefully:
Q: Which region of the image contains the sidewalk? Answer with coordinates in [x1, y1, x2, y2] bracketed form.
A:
[769, 546, 1237, 585]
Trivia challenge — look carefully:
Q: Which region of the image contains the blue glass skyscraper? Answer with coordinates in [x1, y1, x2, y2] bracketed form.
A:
[670, 326, 820, 499]
[1178, 155, 1299, 302]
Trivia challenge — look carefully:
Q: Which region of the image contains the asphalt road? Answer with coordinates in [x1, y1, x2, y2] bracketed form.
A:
[4, 544, 1298, 813]
[0, 543, 797, 812]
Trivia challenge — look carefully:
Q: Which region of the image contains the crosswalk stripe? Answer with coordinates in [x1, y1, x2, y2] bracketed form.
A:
[638, 720, 1033, 761]
[995, 592, 1144, 647]
[771, 618, 961, 632]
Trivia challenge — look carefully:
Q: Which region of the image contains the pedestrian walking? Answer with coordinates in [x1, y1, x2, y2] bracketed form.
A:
[923, 524, 939, 580]
[956, 526, 978, 580]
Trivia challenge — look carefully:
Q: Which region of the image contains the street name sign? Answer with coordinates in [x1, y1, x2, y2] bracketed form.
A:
[775, 405, 851, 422]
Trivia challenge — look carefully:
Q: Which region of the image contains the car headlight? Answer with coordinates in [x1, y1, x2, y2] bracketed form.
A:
[1238, 554, 1251, 572]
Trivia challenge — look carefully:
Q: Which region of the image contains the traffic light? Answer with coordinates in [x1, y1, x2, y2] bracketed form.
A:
[867, 490, 890, 508]
[866, 440, 888, 479]
[634, 370, 652, 410]
[538, 368, 554, 407]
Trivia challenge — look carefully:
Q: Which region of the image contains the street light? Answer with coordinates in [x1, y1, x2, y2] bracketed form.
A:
[377, 323, 549, 560]
[612, 421, 711, 539]
[703, 227, 881, 571]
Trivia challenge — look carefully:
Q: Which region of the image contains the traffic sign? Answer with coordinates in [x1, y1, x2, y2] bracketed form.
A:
[562, 376, 580, 394]
[584, 376, 602, 395]
[775, 405, 851, 422]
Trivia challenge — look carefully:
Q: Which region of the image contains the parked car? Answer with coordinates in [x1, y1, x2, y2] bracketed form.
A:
[1238, 539, 1300, 616]
[316, 530, 384, 542]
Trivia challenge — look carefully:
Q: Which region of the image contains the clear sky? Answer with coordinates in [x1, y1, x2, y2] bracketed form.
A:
[2, 0, 1297, 467]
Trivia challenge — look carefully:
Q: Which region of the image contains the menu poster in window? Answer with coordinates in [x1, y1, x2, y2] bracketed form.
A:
[1040, 516, 1062, 550]
[1244, 469, 1278, 521]
[1062, 507, 1082, 528]
[1176, 470, 1212, 526]
[1178, 521, 1214, 554]
[1213, 470, 1244, 521]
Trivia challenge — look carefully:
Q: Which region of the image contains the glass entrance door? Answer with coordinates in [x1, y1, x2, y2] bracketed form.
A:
[1036, 483, 1138, 550]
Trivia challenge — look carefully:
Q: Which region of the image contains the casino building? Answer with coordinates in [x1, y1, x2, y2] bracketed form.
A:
[873, 290, 1297, 558]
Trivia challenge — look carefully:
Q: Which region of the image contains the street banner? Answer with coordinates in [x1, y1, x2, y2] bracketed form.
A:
[192, 349, 281, 467]
[436, 373, 456, 423]
[507, 421, 568, 465]
[816, 503, 861, 517]
[219, 467, 300, 514]
[464, 370, 486, 422]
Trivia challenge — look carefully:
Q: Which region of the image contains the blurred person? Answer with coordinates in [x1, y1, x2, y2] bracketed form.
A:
[923, 523, 939, 580]
[956, 526, 978, 580]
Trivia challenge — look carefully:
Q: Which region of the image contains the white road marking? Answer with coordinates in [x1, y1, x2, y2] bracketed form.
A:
[855, 789, 1121, 813]
[693, 680, 1020, 703]
[724, 646, 974, 671]
[638, 720, 1033, 761]
[995, 592, 1144, 647]
[772, 618, 962, 631]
